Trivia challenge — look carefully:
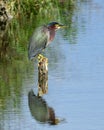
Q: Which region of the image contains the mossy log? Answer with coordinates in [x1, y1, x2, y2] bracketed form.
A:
[38, 54, 48, 96]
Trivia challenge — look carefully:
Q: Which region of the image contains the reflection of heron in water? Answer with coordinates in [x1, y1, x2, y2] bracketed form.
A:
[28, 90, 60, 125]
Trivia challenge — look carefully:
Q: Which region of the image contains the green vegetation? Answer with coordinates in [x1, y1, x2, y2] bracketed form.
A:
[8, 0, 76, 18]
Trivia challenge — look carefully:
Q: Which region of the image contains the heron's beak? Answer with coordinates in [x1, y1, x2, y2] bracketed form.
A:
[55, 24, 67, 30]
[59, 24, 67, 28]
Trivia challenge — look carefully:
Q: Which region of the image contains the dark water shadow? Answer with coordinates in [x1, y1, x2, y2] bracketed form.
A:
[28, 90, 64, 125]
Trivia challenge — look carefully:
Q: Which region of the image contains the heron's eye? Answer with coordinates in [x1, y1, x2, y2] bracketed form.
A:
[55, 24, 60, 28]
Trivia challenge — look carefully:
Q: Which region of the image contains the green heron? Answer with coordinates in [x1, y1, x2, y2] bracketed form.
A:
[28, 22, 65, 60]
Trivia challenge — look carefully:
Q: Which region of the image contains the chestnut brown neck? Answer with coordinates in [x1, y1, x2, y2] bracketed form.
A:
[48, 26, 56, 42]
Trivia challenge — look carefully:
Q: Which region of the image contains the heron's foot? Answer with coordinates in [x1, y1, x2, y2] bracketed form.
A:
[37, 54, 48, 64]
[38, 54, 44, 61]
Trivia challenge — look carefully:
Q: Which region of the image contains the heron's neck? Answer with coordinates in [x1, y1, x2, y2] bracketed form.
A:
[49, 29, 55, 42]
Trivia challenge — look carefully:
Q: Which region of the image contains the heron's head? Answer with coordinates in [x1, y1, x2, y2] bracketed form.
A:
[47, 22, 65, 30]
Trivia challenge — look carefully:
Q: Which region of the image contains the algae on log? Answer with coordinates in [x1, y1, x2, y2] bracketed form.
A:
[38, 54, 48, 96]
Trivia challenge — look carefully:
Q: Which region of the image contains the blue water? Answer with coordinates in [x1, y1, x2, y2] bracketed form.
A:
[0, 0, 104, 130]
[35, 0, 104, 129]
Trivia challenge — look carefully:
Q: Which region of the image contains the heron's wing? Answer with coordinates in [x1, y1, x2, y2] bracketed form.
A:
[28, 26, 49, 60]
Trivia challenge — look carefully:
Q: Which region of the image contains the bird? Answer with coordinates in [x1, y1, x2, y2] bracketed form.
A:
[28, 21, 65, 60]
